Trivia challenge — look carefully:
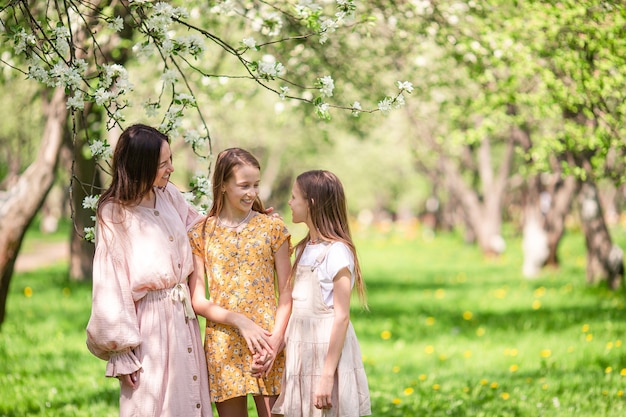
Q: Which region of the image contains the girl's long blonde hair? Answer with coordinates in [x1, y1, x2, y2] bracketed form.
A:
[292, 170, 367, 308]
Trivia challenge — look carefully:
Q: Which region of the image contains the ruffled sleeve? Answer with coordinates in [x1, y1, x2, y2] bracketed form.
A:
[162, 182, 204, 230]
[85, 203, 142, 377]
[269, 216, 291, 254]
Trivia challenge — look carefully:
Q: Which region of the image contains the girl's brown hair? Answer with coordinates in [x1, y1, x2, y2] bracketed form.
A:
[292, 170, 367, 307]
[97, 124, 169, 216]
[208, 148, 265, 217]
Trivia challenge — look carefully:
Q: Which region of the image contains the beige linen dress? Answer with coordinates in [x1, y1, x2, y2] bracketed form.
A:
[86, 183, 213, 417]
[188, 213, 290, 402]
[273, 243, 371, 417]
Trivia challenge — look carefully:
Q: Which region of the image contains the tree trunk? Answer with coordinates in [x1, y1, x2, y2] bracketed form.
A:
[543, 174, 579, 267]
[521, 175, 549, 278]
[578, 181, 624, 289]
[0, 87, 67, 327]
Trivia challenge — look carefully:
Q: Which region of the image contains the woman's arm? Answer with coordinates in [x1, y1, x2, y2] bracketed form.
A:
[188, 254, 272, 354]
[314, 266, 352, 410]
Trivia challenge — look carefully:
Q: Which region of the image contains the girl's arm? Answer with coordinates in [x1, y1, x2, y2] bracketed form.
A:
[188, 254, 272, 354]
[314, 266, 352, 410]
[255, 240, 292, 376]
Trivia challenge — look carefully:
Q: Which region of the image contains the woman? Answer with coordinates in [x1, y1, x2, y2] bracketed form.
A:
[86, 124, 212, 417]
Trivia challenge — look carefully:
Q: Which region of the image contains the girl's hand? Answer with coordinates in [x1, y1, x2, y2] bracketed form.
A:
[314, 374, 335, 410]
[118, 370, 140, 389]
[234, 316, 273, 355]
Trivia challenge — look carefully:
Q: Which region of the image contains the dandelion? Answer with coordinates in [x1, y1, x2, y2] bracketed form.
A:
[425, 317, 435, 325]
[532, 300, 541, 310]
[476, 327, 485, 336]
[464, 350, 472, 358]
[419, 374, 427, 381]
[582, 324, 590, 332]
[618, 390, 624, 397]
[438, 354, 447, 361]
[434, 288, 445, 299]
[607, 342, 614, 350]
[620, 368, 626, 376]
[586, 334, 593, 342]
[392, 398, 401, 405]
[533, 286, 546, 297]
[392, 366, 400, 373]
[380, 330, 391, 340]
[617, 340, 623, 347]
[432, 384, 440, 390]
[509, 364, 519, 372]
[24, 287, 33, 297]
[490, 382, 498, 389]
[494, 288, 507, 298]
[605, 367, 613, 374]
[540, 349, 551, 358]
[462, 311, 473, 320]
[480, 379, 488, 386]
[501, 392, 510, 400]
[424, 345, 434, 354]
[403, 387, 414, 395]
[542, 384, 549, 390]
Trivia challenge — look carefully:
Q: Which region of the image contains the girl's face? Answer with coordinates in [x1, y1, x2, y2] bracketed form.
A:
[288, 181, 309, 224]
[154, 140, 174, 189]
[222, 164, 260, 216]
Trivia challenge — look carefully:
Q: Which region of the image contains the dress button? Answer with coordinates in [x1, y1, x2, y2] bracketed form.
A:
[169, 236, 174, 241]
[154, 210, 160, 216]
[188, 347, 192, 353]
[196, 404, 201, 409]
[193, 375, 198, 381]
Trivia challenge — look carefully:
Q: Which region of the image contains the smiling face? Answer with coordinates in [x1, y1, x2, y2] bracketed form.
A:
[222, 163, 260, 217]
[288, 180, 309, 224]
[153, 140, 174, 189]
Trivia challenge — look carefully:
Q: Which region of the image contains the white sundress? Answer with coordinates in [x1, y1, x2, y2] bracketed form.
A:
[273, 243, 371, 417]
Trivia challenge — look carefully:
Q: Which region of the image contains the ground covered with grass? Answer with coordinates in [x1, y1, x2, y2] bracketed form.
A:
[1, 224, 626, 416]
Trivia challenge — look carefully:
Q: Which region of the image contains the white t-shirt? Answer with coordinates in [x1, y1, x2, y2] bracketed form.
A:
[297, 241, 355, 307]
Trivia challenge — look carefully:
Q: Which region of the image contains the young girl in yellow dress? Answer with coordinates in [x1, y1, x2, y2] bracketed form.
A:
[188, 148, 292, 417]
[273, 170, 371, 417]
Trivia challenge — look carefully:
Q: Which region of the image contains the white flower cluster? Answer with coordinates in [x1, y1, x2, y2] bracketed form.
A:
[89, 140, 113, 160]
[318, 75, 335, 98]
[257, 60, 285, 79]
[82, 195, 100, 211]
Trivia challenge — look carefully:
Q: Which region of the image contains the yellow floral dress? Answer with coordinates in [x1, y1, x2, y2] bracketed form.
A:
[188, 213, 290, 402]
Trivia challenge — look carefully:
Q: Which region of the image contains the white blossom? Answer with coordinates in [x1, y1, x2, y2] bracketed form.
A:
[279, 86, 290, 100]
[243, 37, 257, 49]
[162, 69, 179, 85]
[175, 93, 196, 105]
[396, 80, 414, 93]
[83, 227, 95, 243]
[67, 91, 85, 110]
[94, 88, 113, 105]
[257, 60, 284, 79]
[316, 102, 330, 119]
[14, 29, 36, 55]
[82, 195, 100, 211]
[378, 97, 393, 114]
[318, 75, 334, 97]
[351, 101, 361, 117]
[89, 140, 111, 159]
[108, 16, 124, 32]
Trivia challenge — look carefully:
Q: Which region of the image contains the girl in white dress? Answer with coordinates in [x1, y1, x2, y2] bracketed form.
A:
[272, 170, 371, 417]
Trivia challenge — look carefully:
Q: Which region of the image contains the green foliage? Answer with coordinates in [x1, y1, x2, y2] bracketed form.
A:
[2, 226, 626, 416]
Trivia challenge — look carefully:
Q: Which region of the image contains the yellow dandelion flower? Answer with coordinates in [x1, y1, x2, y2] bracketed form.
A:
[509, 364, 519, 373]
[435, 289, 445, 299]
[542, 384, 549, 390]
[462, 311, 473, 320]
[606, 367, 613, 374]
[606, 342, 614, 350]
[618, 390, 624, 397]
[582, 324, 590, 333]
[403, 387, 414, 396]
[380, 330, 392, 340]
[510, 348, 518, 356]
[540, 349, 551, 358]
[432, 384, 440, 390]
[392, 398, 401, 405]
[616, 340, 622, 347]
[425, 317, 436, 326]
[533, 287, 546, 297]
[490, 382, 498, 389]
[586, 334, 593, 342]
[419, 374, 427, 381]
[532, 300, 541, 310]
[501, 392, 510, 400]
[476, 327, 485, 337]
[463, 386, 470, 393]
[464, 350, 472, 358]
[602, 390, 609, 396]
[24, 287, 33, 297]
[494, 288, 507, 299]
[480, 379, 488, 386]
[438, 354, 447, 361]
[424, 345, 434, 354]
[620, 368, 626, 376]
[392, 366, 400, 373]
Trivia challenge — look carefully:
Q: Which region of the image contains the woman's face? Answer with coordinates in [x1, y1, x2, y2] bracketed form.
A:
[222, 163, 260, 216]
[154, 140, 174, 189]
[288, 181, 309, 224]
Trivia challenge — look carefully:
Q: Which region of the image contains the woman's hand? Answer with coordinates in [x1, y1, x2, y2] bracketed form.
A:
[234, 315, 273, 356]
[314, 374, 335, 410]
[118, 370, 140, 389]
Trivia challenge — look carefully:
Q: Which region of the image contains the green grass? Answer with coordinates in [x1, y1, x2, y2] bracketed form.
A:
[2, 223, 626, 416]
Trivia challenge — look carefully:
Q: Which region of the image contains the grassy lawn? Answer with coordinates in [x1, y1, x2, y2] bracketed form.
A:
[1, 222, 626, 416]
